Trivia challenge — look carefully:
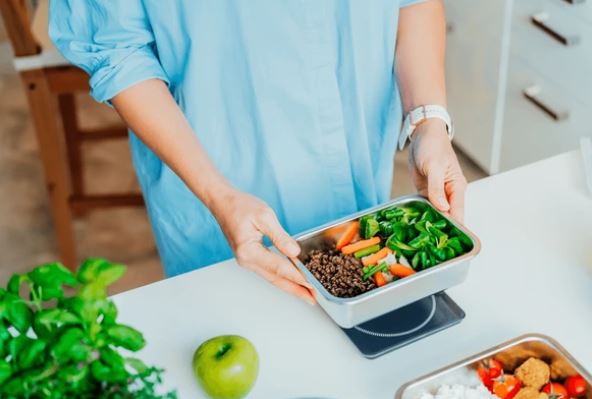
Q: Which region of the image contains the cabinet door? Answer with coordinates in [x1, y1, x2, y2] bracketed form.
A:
[512, 0, 592, 107]
[444, 0, 508, 174]
[500, 56, 588, 171]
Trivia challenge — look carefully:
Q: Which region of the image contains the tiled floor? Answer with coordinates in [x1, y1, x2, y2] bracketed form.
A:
[0, 40, 486, 294]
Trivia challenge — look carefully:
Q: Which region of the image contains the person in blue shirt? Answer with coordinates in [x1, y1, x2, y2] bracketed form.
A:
[49, 0, 467, 304]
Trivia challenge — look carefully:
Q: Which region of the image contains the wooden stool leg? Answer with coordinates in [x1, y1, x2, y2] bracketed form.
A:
[57, 94, 84, 197]
[21, 69, 77, 269]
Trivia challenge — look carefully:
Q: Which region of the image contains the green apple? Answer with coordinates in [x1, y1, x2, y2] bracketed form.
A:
[192, 335, 259, 399]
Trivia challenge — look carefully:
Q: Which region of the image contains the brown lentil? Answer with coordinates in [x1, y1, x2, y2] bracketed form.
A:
[304, 248, 376, 298]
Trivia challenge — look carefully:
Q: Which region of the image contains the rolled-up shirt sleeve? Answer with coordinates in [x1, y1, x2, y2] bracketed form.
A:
[400, 0, 428, 7]
[49, 0, 169, 103]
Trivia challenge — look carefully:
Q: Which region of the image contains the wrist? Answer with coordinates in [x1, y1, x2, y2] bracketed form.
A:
[399, 104, 453, 150]
[410, 118, 448, 143]
[201, 179, 237, 217]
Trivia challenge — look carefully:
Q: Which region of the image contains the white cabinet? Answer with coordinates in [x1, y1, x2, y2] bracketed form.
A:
[445, 0, 592, 174]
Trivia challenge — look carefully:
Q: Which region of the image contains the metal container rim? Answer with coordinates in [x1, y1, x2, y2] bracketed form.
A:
[394, 333, 592, 399]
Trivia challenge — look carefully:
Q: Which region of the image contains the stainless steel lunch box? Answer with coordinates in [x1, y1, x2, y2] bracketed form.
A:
[292, 195, 481, 328]
[395, 334, 592, 399]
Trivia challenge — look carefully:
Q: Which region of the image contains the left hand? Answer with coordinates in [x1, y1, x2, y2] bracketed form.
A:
[407, 119, 467, 222]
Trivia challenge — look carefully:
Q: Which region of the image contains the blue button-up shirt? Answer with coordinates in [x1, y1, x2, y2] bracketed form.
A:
[50, 0, 419, 276]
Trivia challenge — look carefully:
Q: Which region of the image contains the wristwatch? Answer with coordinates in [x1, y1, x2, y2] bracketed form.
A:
[398, 104, 454, 150]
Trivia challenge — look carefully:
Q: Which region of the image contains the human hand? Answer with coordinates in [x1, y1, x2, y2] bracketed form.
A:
[407, 119, 467, 222]
[210, 189, 315, 304]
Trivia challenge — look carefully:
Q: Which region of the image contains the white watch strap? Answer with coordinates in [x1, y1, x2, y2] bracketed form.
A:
[398, 105, 454, 150]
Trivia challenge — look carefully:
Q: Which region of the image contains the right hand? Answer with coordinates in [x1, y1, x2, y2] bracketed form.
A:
[210, 189, 316, 305]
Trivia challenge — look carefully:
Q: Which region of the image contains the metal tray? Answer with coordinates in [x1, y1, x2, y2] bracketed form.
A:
[395, 334, 592, 399]
[291, 195, 481, 328]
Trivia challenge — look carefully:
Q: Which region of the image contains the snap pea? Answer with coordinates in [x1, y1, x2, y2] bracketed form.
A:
[362, 261, 389, 281]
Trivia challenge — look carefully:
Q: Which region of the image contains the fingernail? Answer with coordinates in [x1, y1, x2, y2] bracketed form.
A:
[438, 197, 450, 210]
[286, 241, 300, 256]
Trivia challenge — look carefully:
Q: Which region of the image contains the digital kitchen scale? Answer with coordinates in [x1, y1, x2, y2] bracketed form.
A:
[340, 292, 465, 359]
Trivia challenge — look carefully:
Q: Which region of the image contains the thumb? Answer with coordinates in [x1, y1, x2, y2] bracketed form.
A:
[257, 211, 301, 257]
[426, 165, 450, 212]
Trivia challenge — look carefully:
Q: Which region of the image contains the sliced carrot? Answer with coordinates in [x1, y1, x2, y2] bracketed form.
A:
[341, 237, 381, 255]
[362, 247, 393, 267]
[374, 272, 387, 287]
[335, 222, 359, 250]
[389, 264, 416, 278]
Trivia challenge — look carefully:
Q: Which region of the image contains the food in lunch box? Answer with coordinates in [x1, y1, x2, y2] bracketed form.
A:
[475, 356, 587, 399]
[513, 387, 548, 399]
[565, 375, 588, 398]
[515, 358, 551, 390]
[303, 203, 473, 297]
[419, 384, 498, 399]
[415, 356, 587, 399]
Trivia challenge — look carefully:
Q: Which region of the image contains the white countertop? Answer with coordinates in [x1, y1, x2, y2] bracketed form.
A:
[113, 151, 592, 399]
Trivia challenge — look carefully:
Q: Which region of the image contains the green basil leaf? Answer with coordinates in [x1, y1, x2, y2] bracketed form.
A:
[106, 324, 145, 351]
[90, 359, 111, 382]
[28, 263, 77, 288]
[0, 323, 10, 341]
[19, 339, 47, 369]
[78, 281, 107, 301]
[0, 298, 6, 319]
[6, 298, 33, 333]
[51, 327, 89, 365]
[0, 359, 12, 385]
[100, 346, 125, 371]
[34, 309, 80, 338]
[7, 274, 26, 295]
[95, 263, 126, 287]
[78, 258, 109, 283]
[78, 258, 126, 287]
[101, 300, 118, 326]
[39, 285, 64, 301]
[90, 359, 127, 383]
[126, 357, 148, 374]
[0, 376, 24, 395]
[9, 335, 32, 364]
[57, 364, 89, 386]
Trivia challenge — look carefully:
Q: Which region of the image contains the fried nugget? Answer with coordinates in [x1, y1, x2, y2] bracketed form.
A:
[514, 387, 549, 399]
[515, 358, 551, 390]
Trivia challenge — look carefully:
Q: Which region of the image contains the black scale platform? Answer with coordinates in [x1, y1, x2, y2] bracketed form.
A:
[340, 292, 465, 358]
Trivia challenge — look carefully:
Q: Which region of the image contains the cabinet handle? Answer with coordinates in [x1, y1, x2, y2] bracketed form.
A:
[522, 86, 569, 121]
[530, 12, 581, 46]
[562, 0, 585, 4]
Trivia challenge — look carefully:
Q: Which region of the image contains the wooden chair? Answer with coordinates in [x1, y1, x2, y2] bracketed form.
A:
[0, 0, 144, 269]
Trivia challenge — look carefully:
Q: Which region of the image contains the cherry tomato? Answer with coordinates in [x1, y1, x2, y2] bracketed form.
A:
[478, 367, 493, 390]
[478, 359, 504, 390]
[487, 359, 504, 379]
[543, 383, 569, 399]
[493, 375, 522, 399]
[565, 376, 587, 398]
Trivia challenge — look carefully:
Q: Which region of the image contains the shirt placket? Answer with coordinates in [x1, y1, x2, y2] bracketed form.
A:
[302, 1, 358, 218]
